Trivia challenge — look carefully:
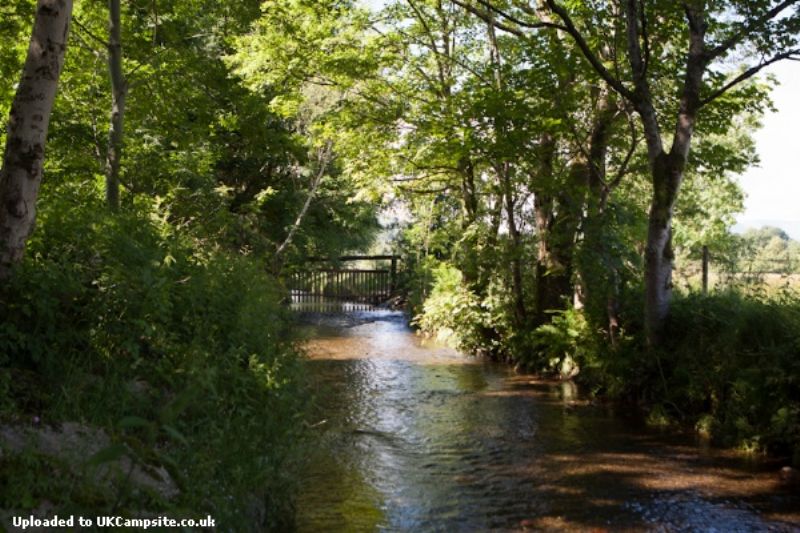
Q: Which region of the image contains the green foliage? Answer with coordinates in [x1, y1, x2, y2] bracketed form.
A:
[552, 289, 800, 460]
[492, 287, 800, 459]
[2, 3, 798, 526]
[0, 1, 33, 146]
[660, 291, 800, 456]
[413, 262, 485, 352]
[407, 240, 531, 362]
[736, 226, 800, 274]
[0, 190, 305, 529]
[2, 2, 384, 526]
[524, 308, 594, 377]
[228, 0, 376, 99]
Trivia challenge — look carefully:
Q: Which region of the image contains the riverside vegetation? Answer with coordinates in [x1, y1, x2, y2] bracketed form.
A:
[1, 0, 799, 530]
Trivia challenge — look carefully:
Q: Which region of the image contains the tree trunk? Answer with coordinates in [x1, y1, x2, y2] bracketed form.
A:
[457, 156, 480, 287]
[272, 142, 332, 272]
[543, 160, 584, 319]
[643, 153, 680, 345]
[534, 193, 573, 323]
[106, 0, 126, 210]
[500, 162, 527, 325]
[580, 88, 624, 341]
[639, 5, 705, 346]
[531, 134, 581, 325]
[546, 0, 793, 346]
[527, 2, 585, 325]
[485, 17, 526, 324]
[0, 0, 73, 279]
[459, 156, 478, 223]
[478, 186, 503, 292]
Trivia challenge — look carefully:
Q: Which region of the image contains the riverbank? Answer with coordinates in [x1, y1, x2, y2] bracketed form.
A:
[0, 202, 305, 531]
[410, 262, 800, 466]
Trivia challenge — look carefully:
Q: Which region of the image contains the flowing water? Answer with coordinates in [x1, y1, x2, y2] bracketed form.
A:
[295, 310, 799, 532]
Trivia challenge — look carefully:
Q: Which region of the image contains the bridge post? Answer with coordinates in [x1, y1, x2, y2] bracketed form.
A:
[390, 257, 398, 294]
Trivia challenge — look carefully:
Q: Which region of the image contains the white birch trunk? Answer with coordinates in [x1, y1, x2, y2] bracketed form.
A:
[0, 0, 73, 278]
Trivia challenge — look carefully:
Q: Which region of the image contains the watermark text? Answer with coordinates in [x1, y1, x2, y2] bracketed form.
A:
[12, 514, 216, 529]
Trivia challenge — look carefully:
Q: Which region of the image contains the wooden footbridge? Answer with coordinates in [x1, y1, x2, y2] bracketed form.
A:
[288, 255, 400, 311]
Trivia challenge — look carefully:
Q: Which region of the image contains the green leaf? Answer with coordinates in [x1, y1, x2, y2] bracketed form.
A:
[161, 425, 189, 447]
[117, 416, 151, 430]
[86, 444, 127, 467]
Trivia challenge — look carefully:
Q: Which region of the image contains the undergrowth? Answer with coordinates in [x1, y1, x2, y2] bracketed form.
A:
[571, 289, 800, 463]
[0, 187, 305, 530]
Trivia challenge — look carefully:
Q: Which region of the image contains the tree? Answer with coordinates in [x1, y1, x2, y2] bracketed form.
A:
[449, 1, 641, 328]
[222, 0, 383, 261]
[105, 0, 126, 210]
[0, 0, 74, 279]
[542, 0, 800, 344]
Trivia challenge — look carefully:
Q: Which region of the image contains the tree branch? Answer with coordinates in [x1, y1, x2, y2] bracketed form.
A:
[450, 0, 527, 37]
[398, 184, 452, 194]
[545, 0, 637, 102]
[72, 17, 106, 49]
[71, 28, 106, 59]
[625, 0, 645, 84]
[406, 0, 440, 57]
[607, 113, 639, 192]
[275, 142, 333, 258]
[700, 48, 800, 107]
[707, 0, 800, 61]
[638, 0, 650, 76]
[393, 26, 492, 84]
[474, 0, 566, 31]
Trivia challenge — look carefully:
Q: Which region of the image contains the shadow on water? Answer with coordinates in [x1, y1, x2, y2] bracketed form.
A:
[295, 310, 800, 532]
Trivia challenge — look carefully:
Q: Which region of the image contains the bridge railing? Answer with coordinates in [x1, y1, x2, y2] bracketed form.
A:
[288, 255, 400, 311]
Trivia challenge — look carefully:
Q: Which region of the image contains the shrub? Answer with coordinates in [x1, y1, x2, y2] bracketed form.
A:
[523, 308, 595, 377]
[0, 189, 305, 530]
[660, 290, 800, 458]
[413, 262, 485, 352]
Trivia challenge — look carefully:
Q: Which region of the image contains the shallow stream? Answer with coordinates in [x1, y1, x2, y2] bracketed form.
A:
[295, 310, 799, 532]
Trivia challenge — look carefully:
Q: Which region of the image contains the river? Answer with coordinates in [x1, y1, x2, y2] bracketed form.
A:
[294, 309, 799, 532]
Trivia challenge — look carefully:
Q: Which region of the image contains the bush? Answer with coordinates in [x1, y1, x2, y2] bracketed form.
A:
[498, 284, 800, 460]
[413, 262, 485, 352]
[522, 308, 595, 377]
[0, 189, 305, 530]
[407, 254, 800, 461]
[660, 290, 800, 458]
[565, 288, 800, 460]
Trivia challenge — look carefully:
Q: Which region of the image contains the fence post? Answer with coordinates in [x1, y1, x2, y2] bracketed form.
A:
[702, 245, 709, 295]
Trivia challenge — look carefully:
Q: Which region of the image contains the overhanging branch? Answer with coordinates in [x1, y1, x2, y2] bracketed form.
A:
[701, 48, 800, 107]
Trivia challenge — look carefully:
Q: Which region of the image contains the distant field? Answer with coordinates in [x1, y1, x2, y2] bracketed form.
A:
[674, 269, 800, 293]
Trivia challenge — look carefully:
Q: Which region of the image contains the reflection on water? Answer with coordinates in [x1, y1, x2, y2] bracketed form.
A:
[296, 311, 800, 532]
[291, 294, 389, 314]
